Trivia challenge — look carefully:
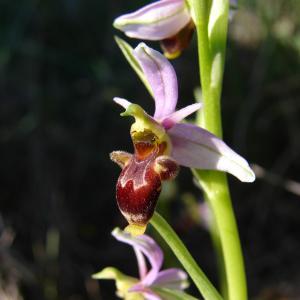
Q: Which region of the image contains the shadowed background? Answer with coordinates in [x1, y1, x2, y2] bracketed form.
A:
[0, 0, 300, 299]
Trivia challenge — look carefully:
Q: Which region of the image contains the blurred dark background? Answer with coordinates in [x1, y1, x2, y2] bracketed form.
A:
[0, 0, 299, 299]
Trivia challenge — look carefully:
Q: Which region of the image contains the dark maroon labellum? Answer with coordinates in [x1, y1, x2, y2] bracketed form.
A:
[111, 131, 179, 231]
[116, 146, 161, 227]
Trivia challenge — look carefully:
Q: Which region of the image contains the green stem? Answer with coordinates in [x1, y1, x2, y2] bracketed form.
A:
[196, 171, 247, 300]
[192, 169, 227, 299]
[208, 206, 228, 299]
[189, 0, 248, 299]
[150, 212, 223, 300]
[190, 0, 223, 136]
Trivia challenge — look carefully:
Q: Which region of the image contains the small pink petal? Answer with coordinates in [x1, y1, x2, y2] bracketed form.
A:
[168, 123, 255, 182]
[113, 97, 132, 110]
[133, 43, 178, 120]
[161, 103, 202, 129]
[113, 0, 191, 41]
[134, 247, 148, 280]
[152, 268, 188, 290]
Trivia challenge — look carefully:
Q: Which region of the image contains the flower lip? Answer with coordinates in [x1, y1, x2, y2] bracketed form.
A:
[115, 135, 179, 234]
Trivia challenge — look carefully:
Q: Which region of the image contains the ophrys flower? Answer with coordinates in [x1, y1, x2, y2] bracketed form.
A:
[111, 43, 254, 235]
[93, 228, 191, 300]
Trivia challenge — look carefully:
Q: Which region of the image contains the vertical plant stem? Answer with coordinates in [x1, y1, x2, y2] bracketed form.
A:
[193, 167, 227, 297]
[150, 212, 223, 300]
[208, 208, 228, 299]
[189, 0, 248, 299]
[196, 171, 247, 300]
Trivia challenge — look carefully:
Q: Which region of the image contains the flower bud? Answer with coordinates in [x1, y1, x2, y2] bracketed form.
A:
[113, 0, 191, 41]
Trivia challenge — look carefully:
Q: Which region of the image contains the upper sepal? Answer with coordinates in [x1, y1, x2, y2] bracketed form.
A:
[114, 37, 154, 97]
[133, 43, 178, 120]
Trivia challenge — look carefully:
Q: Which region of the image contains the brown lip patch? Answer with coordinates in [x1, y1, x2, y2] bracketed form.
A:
[116, 151, 161, 226]
[114, 137, 177, 228]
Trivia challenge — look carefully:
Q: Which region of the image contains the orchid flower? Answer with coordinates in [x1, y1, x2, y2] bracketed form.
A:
[93, 228, 193, 300]
[111, 43, 255, 235]
[113, 0, 238, 58]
